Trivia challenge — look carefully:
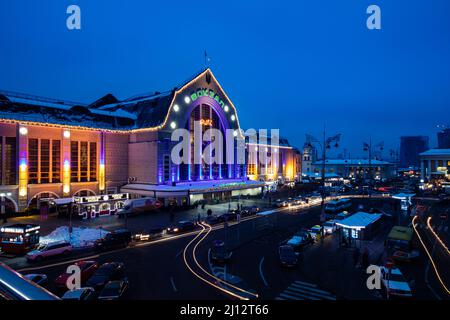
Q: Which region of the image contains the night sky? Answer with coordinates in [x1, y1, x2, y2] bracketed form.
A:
[1, 0, 450, 158]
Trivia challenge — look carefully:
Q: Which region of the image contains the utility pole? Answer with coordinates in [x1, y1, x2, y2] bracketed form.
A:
[363, 139, 384, 198]
[306, 127, 341, 206]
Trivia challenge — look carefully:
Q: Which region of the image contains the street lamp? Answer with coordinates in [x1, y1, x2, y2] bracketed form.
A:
[362, 138, 384, 197]
[306, 128, 341, 205]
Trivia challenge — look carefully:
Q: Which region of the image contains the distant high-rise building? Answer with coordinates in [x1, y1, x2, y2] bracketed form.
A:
[437, 128, 450, 149]
[400, 136, 429, 168]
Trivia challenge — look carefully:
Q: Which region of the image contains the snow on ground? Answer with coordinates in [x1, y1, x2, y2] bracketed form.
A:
[40, 226, 109, 248]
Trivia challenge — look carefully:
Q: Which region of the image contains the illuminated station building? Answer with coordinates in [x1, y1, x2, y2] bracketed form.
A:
[0, 69, 274, 215]
[246, 135, 302, 187]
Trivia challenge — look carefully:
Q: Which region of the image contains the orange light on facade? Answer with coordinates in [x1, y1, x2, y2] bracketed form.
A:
[99, 164, 105, 191]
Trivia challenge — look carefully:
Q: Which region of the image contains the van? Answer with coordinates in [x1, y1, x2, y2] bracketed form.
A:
[117, 197, 162, 218]
[324, 198, 352, 217]
[94, 229, 131, 251]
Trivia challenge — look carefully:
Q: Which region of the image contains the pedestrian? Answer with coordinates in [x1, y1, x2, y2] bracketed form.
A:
[197, 213, 201, 223]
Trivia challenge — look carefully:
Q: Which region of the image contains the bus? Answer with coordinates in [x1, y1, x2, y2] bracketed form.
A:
[324, 198, 352, 217]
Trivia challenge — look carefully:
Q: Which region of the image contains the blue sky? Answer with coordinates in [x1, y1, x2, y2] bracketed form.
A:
[1, 0, 449, 158]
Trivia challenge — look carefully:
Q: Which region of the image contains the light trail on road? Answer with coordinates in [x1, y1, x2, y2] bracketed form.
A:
[412, 215, 450, 295]
[427, 217, 450, 255]
[182, 224, 251, 300]
[192, 223, 259, 299]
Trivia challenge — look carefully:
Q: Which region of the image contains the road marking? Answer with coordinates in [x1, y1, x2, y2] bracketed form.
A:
[276, 280, 336, 300]
[170, 276, 178, 292]
[259, 257, 269, 287]
[413, 216, 450, 296]
[17, 254, 99, 273]
[11, 197, 326, 273]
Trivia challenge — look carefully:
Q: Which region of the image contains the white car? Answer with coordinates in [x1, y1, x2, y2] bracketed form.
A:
[379, 266, 413, 298]
[322, 220, 336, 234]
[26, 241, 73, 262]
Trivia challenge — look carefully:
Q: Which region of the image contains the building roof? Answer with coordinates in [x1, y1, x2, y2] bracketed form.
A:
[419, 148, 450, 157]
[0, 68, 208, 131]
[313, 159, 392, 166]
[335, 212, 382, 229]
[121, 179, 265, 196]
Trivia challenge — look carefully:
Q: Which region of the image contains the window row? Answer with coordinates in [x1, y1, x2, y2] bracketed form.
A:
[28, 139, 61, 184]
[71, 141, 97, 182]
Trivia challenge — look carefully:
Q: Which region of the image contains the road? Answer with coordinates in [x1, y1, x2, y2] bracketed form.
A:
[4, 195, 450, 300]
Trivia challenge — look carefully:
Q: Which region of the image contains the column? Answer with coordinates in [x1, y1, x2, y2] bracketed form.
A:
[17, 125, 28, 211]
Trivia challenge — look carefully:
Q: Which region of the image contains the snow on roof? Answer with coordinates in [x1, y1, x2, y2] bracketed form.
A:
[419, 149, 450, 157]
[335, 212, 382, 229]
[313, 159, 391, 166]
[121, 179, 265, 195]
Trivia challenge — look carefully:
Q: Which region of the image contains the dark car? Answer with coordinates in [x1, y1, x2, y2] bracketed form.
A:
[94, 229, 131, 252]
[210, 240, 232, 263]
[24, 274, 48, 287]
[241, 206, 260, 216]
[98, 279, 129, 300]
[54, 260, 99, 290]
[204, 215, 222, 225]
[166, 221, 196, 234]
[132, 227, 165, 241]
[218, 213, 238, 222]
[61, 287, 97, 300]
[86, 262, 125, 291]
[279, 245, 300, 267]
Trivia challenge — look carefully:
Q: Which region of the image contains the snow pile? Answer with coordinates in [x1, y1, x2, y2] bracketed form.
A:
[40, 226, 109, 248]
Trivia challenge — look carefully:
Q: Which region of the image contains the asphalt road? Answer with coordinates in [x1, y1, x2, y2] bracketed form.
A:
[7, 196, 450, 300]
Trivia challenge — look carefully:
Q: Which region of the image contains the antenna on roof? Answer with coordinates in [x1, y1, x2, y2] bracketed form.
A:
[204, 50, 211, 69]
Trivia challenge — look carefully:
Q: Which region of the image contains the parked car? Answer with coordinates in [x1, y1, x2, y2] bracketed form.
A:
[391, 250, 420, 263]
[98, 279, 129, 300]
[293, 196, 307, 205]
[86, 262, 125, 291]
[217, 213, 238, 222]
[285, 231, 314, 251]
[61, 287, 97, 300]
[94, 229, 131, 251]
[278, 245, 299, 267]
[308, 225, 324, 241]
[54, 260, 99, 290]
[379, 266, 413, 298]
[24, 274, 48, 287]
[132, 227, 165, 241]
[322, 220, 336, 235]
[204, 215, 223, 225]
[241, 206, 260, 216]
[274, 199, 288, 207]
[166, 221, 196, 234]
[210, 240, 232, 263]
[26, 241, 72, 262]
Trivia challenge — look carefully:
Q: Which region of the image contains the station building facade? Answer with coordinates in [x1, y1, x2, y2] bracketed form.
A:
[0, 69, 268, 214]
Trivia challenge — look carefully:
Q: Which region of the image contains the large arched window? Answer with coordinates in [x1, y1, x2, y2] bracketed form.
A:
[179, 103, 228, 181]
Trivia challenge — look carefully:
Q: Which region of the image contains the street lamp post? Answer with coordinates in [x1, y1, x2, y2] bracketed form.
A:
[363, 138, 384, 198]
[306, 128, 341, 206]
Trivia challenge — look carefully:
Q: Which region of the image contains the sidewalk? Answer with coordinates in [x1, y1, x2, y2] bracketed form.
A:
[1, 198, 273, 237]
[300, 228, 390, 300]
